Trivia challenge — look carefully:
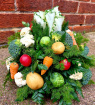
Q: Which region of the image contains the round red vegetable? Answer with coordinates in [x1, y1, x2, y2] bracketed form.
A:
[60, 59, 71, 70]
[20, 54, 32, 67]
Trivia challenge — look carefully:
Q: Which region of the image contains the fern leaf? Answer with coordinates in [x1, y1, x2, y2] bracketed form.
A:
[3, 71, 12, 88]
[16, 85, 34, 102]
[32, 89, 45, 104]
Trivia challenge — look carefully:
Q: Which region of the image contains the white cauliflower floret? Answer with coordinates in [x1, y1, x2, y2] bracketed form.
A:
[20, 27, 31, 37]
[6, 57, 14, 70]
[24, 34, 34, 39]
[14, 72, 26, 87]
[20, 34, 35, 48]
[69, 72, 83, 80]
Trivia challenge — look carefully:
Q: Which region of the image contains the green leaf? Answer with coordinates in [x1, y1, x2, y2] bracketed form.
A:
[81, 46, 89, 56]
[32, 91, 38, 99]
[8, 32, 20, 45]
[75, 32, 89, 46]
[76, 87, 84, 98]
[22, 21, 30, 27]
[38, 93, 44, 98]
[39, 89, 45, 94]
[63, 45, 81, 58]
[18, 64, 24, 71]
[72, 91, 80, 102]
[32, 89, 45, 104]
[59, 98, 64, 105]
[61, 32, 66, 43]
[31, 60, 38, 73]
[88, 80, 95, 85]
[55, 63, 65, 71]
[21, 67, 31, 79]
[3, 71, 12, 88]
[51, 83, 74, 105]
[68, 79, 82, 88]
[62, 21, 69, 31]
[38, 64, 48, 70]
[55, 31, 66, 42]
[52, 98, 58, 103]
[16, 85, 34, 102]
[42, 83, 47, 90]
[37, 54, 45, 59]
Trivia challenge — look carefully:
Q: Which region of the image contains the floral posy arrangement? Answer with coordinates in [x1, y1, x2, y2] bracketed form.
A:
[4, 7, 95, 105]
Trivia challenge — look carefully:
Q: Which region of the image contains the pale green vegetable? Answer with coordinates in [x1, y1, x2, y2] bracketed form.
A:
[50, 72, 64, 87]
[40, 36, 50, 46]
[52, 32, 61, 41]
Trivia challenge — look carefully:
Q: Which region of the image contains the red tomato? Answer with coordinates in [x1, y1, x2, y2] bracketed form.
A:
[20, 54, 32, 67]
[60, 59, 71, 70]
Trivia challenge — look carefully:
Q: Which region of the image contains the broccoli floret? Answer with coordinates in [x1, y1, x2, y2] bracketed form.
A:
[82, 69, 92, 85]
[78, 67, 92, 85]
[8, 39, 22, 58]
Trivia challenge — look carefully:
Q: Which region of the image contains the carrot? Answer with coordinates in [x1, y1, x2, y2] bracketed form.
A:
[41, 56, 53, 75]
[10, 62, 19, 79]
[67, 31, 77, 46]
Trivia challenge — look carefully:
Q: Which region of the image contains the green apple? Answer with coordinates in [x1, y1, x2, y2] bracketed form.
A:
[40, 36, 50, 45]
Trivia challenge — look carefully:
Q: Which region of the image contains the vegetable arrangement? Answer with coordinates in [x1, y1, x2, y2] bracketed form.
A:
[4, 6, 95, 105]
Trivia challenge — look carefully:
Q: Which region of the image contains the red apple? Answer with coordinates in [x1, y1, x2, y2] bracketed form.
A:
[20, 54, 32, 67]
[60, 59, 71, 70]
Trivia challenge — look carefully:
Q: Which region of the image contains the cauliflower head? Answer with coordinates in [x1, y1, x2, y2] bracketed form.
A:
[14, 72, 26, 87]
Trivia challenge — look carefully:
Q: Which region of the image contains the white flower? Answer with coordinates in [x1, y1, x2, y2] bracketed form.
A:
[34, 11, 46, 29]
[20, 34, 35, 48]
[14, 72, 26, 87]
[6, 57, 14, 70]
[34, 6, 64, 34]
[46, 7, 64, 34]
[20, 27, 31, 37]
[53, 16, 64, 32]
[45, 12, 55, 33]
[69, 72, 83, 80]
[52, 6, 61, 16]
